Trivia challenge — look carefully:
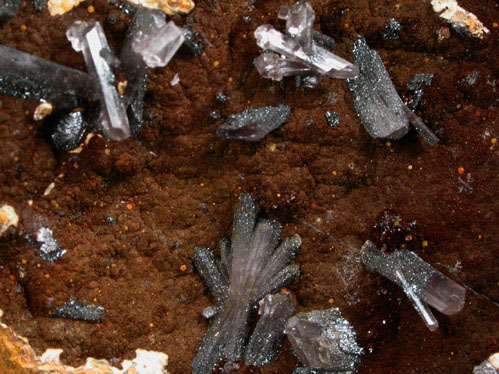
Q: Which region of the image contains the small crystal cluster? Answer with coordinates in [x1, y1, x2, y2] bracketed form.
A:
[216, 104, 291, 141]
[382, 19, 402, 41]
[192, 194, 302, 373]
[285, 308, 363, 373]
[347, 36, 439, 145]
[253, 1, 358, 82]
[51, 297, 105, 323]
[406, 73, 433, 110]
[36, 227, 66, 262]
[361, 240, 466, 331]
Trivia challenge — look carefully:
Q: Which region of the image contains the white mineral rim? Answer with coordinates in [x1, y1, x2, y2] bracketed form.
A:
[431, 0, 490, 38]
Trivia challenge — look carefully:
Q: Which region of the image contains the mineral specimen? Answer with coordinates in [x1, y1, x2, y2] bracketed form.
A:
[325, 111, 339, 127]
[0, 45, 99, 109]
[244, 292, 295, 367]
[407, 73, 433, 109]
[50, 110, 87, 151]
[285, 308, 363, 373]
[254, 1, 358, 82]
[0, 204, 18, 236]
[0, 0, 20, 21]
[430, 0, 490, 38]
[216, 104, 291, 142]
[51, 297, 105, 323]
[36, 227, 66, 262]
[182, 25, 203, 56]
[32, 0, 47, 12]
[67, 20, 131, 141]
[120, 8, 155, 135]
[382, 19, 401, 41]
[124, 0, 195, 15]
[192, 194, 302, 373]
[473, 354, 499, 374]
[129, 10, 185, 68]
[347, 36, 439, 145]
[361, 240, 466, 331]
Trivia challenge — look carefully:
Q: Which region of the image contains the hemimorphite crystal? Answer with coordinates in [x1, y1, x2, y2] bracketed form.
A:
[192, 194, 302, 373]
[361, 240, 466, 331]
[254, 1, 357, 82]
[216, 104, 291, 142]
[285, 308, 363, 372]
[129, 10, 185, 68]
[67, 20, 131, 141]
[244, 292, 295, 367]
[120, 8, 158, 135]
[0, 45, 99, 109]
[51, 297, 105, 322]
[347, 36, 439, 145]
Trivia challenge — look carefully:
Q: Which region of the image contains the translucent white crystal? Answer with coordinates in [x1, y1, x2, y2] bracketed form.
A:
[254, 25, 357, 79]
[254, 52, 312, 81]
[67, 20, 131, 141]
[361, 241, 466, 331]
[131, 16, 185, 68]
[285, 308, 363, 371]
[280, 0, 315, 52]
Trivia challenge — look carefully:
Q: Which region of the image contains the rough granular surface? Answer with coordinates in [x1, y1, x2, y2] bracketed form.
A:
[0, 0, 497, 373]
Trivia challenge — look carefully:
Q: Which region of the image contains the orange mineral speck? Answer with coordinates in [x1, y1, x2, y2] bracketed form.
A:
[213, 61, 220, 67]
[458, 167, 465, 174]
[87, 5, 94, 13]
[126, 203, 133, 210]
[180, 264, 187, 272]
[20, 25, 27, 32]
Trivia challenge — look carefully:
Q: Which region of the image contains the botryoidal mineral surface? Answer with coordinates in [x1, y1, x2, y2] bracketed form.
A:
[361, 240, 466, 331]
[0, 45, 99, 109]
[216, 104, 291, 141]
[285, 308, 363, 373]
[347, 36, 439, 145]
[192, 194, 302, 373]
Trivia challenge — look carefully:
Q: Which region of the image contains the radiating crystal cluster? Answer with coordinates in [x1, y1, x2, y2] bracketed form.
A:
[361, 240, 466, 331]
[216, 104, 291, 141]
[285, 308, 363, 373]
[253, 1, 358, 82]
[51, 297, 105, 323]
[67, 20, 131, 141]
[192, 194, 302, 373]
[347, 36, 439, 145]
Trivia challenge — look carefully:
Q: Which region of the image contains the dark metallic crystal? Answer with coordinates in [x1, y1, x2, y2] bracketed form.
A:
[0, 0, 20, 22]
[50, 111, 87, 151]
[382, 19, 402, 41]
[216, 104, 291, 142]
[0, 45, 99, 109]
[51, 297, 105, 323]
[244, 292, 295, 367]
[32, 0, 47, 12]
[347, 36, 438, 145]
[325, 111, 339, 127]
[182, 25, 203, 56]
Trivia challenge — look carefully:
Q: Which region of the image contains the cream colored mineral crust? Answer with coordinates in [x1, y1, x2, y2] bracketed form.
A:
[47, 0, 84, 16]
[0, 204, 18, 236]
[48, 0, 194, 16]
[431, 0, 490, 38]
[0, 309, 169, 374]
[125, 0, 194, 15]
